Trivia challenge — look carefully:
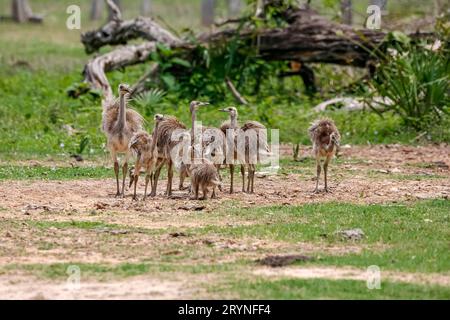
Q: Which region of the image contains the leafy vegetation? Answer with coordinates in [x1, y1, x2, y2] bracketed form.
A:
[220, 278, 450, 299]
[365, 40, 449, 130]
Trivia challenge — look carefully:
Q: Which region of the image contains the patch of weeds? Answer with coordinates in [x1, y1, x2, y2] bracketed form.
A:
[0, 166, 111, 181]
[217, 278, 450, 299]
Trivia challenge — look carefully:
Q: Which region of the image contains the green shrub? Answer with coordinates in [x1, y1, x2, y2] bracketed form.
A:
[367, 41, 449, 131]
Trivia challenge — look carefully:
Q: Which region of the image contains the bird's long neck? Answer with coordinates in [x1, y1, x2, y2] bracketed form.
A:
[150, 121, 160, 154]
[230, 113, 238, 129]
[190, 109, 196, 160]
[118, 93, 127, 129]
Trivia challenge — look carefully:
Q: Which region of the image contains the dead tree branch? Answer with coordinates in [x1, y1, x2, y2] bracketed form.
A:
[81, 16, 181, 54]
[225, 77, 248, 105]
[83, 42, 157, 101]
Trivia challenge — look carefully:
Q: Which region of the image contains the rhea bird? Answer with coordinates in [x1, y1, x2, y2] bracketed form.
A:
[308, 118, 341, 193]
[189, 158, 221, 200]
[150, 101, 208, 197]
[220, 107, 270, 194]
[102, 83, 144, 197]
[128, 114, 165, 200]
[178, 101, 225, 192]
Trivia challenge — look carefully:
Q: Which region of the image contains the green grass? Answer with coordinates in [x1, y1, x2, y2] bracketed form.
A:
[27, 220, 124, 231]
[220, 278, 450, 299]
[0, 165, 111, 180]
[1, 261, 242, 280]
[190, 200, 450, 273]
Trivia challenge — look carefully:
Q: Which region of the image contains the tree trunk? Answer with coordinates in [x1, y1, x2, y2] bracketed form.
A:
[340, 0, 352, 25]
[141, 0, 151, 16]
[11, 0, 42, 23]
[11, 0, 31, 22]
[90, 0, 104, 21]
[201, 0, 215, 26]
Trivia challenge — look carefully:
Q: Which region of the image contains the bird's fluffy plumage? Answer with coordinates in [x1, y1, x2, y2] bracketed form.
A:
[308, 118, 340, 155]
[102, 99, 144, 136]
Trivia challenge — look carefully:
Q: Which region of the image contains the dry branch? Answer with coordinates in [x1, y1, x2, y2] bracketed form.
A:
[79, 4, 434, 99]
[83, 42, 157, 101]
[225, 77, 248, 105]
[81, 16, 181, 54]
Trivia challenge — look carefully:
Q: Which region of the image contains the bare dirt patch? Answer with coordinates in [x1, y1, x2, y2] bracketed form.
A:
[0, 146, 448, 228]
[0, 274, 193, 300]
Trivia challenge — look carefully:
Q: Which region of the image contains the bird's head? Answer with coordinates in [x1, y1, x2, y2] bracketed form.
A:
[154, 114, 164, 122]
[219, 106, 237, 117]
[189, 101, 209, 113]
[118, 84, 132, 96]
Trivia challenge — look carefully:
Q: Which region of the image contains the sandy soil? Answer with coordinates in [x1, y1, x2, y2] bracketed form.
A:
[0, 145, 448, 225]
[0, 274, 194, 300]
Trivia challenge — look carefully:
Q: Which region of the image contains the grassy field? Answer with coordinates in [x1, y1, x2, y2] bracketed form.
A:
[0, 0, 449, 300]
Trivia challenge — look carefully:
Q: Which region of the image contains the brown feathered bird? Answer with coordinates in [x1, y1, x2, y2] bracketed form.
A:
[308, 118, 341, 193]
[128, 114, 164, 200]
[220, 107, 269, 193]
[102, 84, 144, 197]
[151, 115, 187, 197]
[188, 159, 221, 200]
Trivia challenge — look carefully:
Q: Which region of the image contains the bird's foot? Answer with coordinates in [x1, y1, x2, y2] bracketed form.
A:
[312, 188, 320, 194]
[115, 191, 122, 198]
[132, 195, 139, 201]
[324, 188, 332, 193]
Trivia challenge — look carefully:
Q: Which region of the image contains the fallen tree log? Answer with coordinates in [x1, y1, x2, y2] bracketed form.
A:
[83, 42, 157, 101]
[79, 1, 434, 100]
[81, 16, 181, 54]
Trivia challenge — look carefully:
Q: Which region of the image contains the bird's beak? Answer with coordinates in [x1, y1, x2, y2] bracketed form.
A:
[198, 102, 210, 107]
[219, 108, 228, 112]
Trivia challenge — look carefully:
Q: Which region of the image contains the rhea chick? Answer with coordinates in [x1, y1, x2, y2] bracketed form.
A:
[308, 118, 341, 193]
[188, 159, 221, 200]
[128, 114, 165, 200]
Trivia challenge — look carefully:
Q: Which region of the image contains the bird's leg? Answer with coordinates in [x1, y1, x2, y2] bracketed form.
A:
[313, 158, 321, 193]
[132, 156, 141, 201]
[229, 164, 234, 194]
[250, 164, 255, 194]
[150, 172, 154, 192]
[246, 165, 251, 193]
[211, 185, 217, 199]
[190, 182, 199, 200]
[216, 164, 223, 192]
[179, 165, 188, 190]
[121, 161, 128, 198]
[151, 159, 164, 197]
[143, 173, 151, 201]
[114, 161, 120, 197]
[324, 155, 332, 193]
[201, 185, 208, 200]
[111, 151, 120, 197]
[166, 160, 173, 197]
[241, 165, 245, 192]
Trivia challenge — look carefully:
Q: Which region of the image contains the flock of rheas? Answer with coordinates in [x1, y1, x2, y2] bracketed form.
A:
[103, 84, 341, 201]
